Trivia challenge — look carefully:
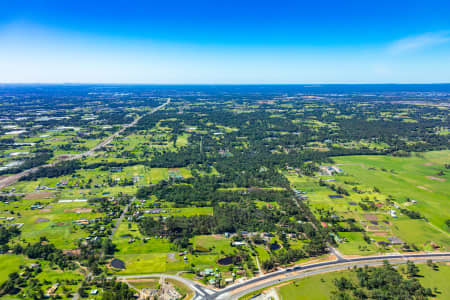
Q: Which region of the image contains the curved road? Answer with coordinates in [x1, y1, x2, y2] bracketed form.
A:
[114, 252, 450, 300]
[0, 98, 170, 190]
[217, 252, 450, 300]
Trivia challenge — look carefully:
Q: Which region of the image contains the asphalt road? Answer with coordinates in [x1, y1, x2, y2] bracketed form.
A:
[214, 252, 450, 300]
[225, 256, 450, 300]
[114, 252, 450, 300]
[0, 98, 170, 190]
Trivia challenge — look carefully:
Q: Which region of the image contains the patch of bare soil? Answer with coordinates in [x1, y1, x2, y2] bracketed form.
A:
[363, 214, 378, 221]
[39, 208, 51, 213]
[58, 155, 71, 160]
[64, 208, 92, 213]
[167, 253, 176, 262]
[427, 176, 446, 182]
[417, 185, 433, 192]
[373, 232, 388, 236]
[63, 249, 81, 257]
[35, 218, 49, 223]
[24, 191, 55, 199]
[423, 162, 435, 166]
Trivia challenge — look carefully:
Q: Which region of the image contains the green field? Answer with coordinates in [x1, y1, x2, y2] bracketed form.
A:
[0, 255, 34, 285]
[285, 151, 450, 254]
[333, 151, 450, 232]
[1, 198, 102, 249]
[275, 262, 450, 300]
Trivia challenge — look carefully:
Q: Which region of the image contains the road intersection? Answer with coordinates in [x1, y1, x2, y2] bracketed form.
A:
[114, 252, 450, 300]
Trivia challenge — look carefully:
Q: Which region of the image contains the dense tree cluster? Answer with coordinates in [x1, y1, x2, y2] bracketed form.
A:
[0, 152, 53, 176]
[0, 226, 21, 251]
[332, 261, 433, 299]
[23, 241, 72, 269]
[20, 160, 82, 181]
[139, 203, 283, 246]
[101, 279, 135, 300]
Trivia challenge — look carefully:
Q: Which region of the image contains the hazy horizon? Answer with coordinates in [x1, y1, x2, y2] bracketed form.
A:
[1, 1, 450, 83]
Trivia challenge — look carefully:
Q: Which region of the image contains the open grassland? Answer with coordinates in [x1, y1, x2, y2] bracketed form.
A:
[277, 268, 345, 300]
[285, 174, 392, 255]
[0, 255, 33, 285]
[391, 217, 450, 250]
[337, 232, 379, 255]
[149, 168, 168, 183]
[333, 151, 449, 232]
[112, 221, 173, 255]
[126, 278, 159, 289]
[111, 229, 245, 275]
[113, 253, 186, 275]
[285, 151, 450, 254]
[1, 198, 101, 249]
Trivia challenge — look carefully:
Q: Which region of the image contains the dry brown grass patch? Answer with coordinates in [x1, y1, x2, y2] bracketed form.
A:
[24, 191, 55, 199]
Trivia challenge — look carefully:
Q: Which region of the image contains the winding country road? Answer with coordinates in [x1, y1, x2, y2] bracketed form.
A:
[114, 252, 450, 300]
[0, 98, 170, 190]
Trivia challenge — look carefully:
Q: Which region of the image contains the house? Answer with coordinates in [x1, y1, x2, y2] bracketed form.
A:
[387, 236, 404, 245]
[232, 241, 246, 246]
[203, 269, 214, 276]
[90, 289, 98, 295]
[377, 241, 390, 246]
[390, 210, 397, 218]
[47, 283, 59, 294]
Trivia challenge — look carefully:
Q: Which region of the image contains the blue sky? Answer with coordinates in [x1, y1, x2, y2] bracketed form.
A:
[1, 0, 450, 83]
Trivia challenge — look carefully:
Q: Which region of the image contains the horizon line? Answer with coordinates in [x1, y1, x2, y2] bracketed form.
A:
[1, 82, 450, 86]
